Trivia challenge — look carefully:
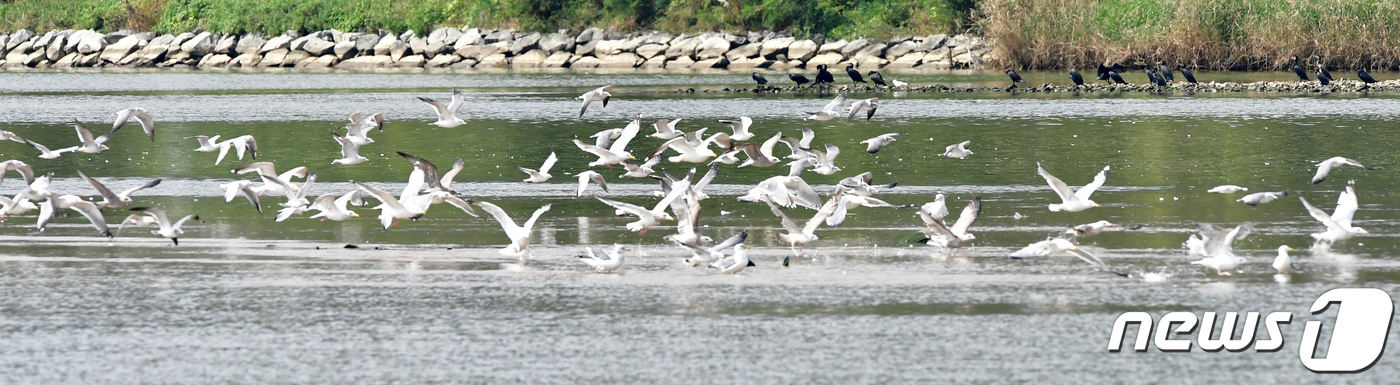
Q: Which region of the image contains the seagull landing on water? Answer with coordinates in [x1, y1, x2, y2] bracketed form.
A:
[577, 245, 626, 273]
[1311, 157, 1370, 184]
[577, 85, 612, 118]
[1300, 180, 1367, 246]
[475, 201, 552, 261]
[418, 89, 467, 128]
[129, 207, 198, 245]
[941, 141, 972, 159]
[1011, 238, 1127, 276]
[917, 196, 980, 254]
[1036, 162, 1108, 212]
[1188, 223, 1253, 276]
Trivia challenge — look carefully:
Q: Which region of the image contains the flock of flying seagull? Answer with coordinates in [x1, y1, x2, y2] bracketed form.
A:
[0, 72, 1375, 277]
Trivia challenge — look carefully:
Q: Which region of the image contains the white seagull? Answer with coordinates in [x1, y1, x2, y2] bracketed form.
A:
[418, 89, 467, 127]
[860, 132, 901, 153]
[220, 180, 262, 214]
[519, 152, 558, 183]
[36, 194, 111, 238]
[1189, 223, 1253, 276]
[1208, 185, 1248, 194]
[575, 171, 609, 197]
[307, 191, 364, 222]
[577, 85, 613, 118]
[942, 141, 973, 159]
[679, 230, 747, 267]
[185, 135, 222, 152]
[1311, 157, 1369, 184]
[917, 196, 980, 253]
[649, 118, 684, 139]
[804, 93, 846, 121]
[128, 207, 199, 245]
[1238, 191, 1287, 206]
[1037, 162, 1108, 212]
[577, 245, 626, 273]
[70, 121, 110, 154]
[573, 115, 641, 168]
[76, 169, 161, 209]
[231, 162, 309, 197]
[765, 188, 843, 257]
[112, 107, 155, 142]
[1011, 238, 1126, 276]
[846, 97, 879, 122]
[717, 117, 755, 141]
[1065, 220, 1124, 238]
[330, 131, 369, 165]
[1300, 180, 1367, 245]
[1272, 245, 1295, 274]
[23, 139, 73, 159]
[214, 135, 258, 165]
[353, 169, 429, 229]
[921, 194, 948, 223]
[596, 179, 690, 234]
[475, 201, 552, 260]
[713, 244, 754, 274]
[0, 160, 35, 187]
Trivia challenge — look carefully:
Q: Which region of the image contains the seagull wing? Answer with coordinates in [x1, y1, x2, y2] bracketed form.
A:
[67, 200, 112, 237]
[76, 169, 119, 203]
[1300, 197, 1344, 233]
[1075, 165, 1110, 200]
[131, 206, 173, 230]
[707, 230, 748, 253]
[609, 117, 642, 154]
[948, 197, 981, 236]
[397, 151, 444, 191]
[1330, 180, 1359, 228]
[353, 182, 410, 214]
[117, 178, 162, 200]
[597, 197, 651, 219]
[474, 201, 523, 237]
[764, 199, 804, 234]
[1036, 162, 1078, 204]
[538, 152, 558, 174]
[418, 97, 449, 119]
[446, 89, 466, 116]
[822, 93, 846, 113]
[804, 188, 844, 234]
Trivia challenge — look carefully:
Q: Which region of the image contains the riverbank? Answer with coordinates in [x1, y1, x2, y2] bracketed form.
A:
[0, 27, 992, 71]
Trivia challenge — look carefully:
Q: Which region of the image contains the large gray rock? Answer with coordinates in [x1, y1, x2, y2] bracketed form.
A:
[510, 49, 548, 68]
[759, 37, 794, 58]
[917, 34, 948, 51]
[452, 33, 483, 54]
[213, 35, 238, 54]
[724, 33, 747, 46]
[425, 41, 447, 58]
[786, 40, 818, 61]
[483, 29, 514, 44]
[805, 52, 844, 68]
[258, 48, 289, 67]
[635, 44, 668, 59]
[663, 36, 700, 60]
[229, 53, 261, 67]
[394, 54, 424, 67]
[538, 32, 573, 53]
[198, 53, 231, 67]
[456, 42, 508, 60]
[597, 52, 641, 68]
[102, 30, 131, 44]
[428, 27, 463, 46]
[235, 34, 265, 55]
[261, 35, 292, 53]
[542, 51, 572, 67]
[302, 38, 335, 56]
[333, 40, 357, 59]
[6, 29, 34, 52]
[168, 32, 194, 52]
[725, 42, 761, 61]
[282, 49, 311, 66]
[945, 34, 970, 48]
[818, 39, 847, 54]
[335, 55, 393, 68]
[510, 33, 541, 55]
[63, 30, 90, 52]
[100, 35, 144, 62]
[475, 53, 508, 68]
[694, 36, 731, 60]
[353, 34, 380, 56]
[840, 39, 874, 59]
[409, 36, 427, 55]
[44, 35, 69, 62]
[180, 31, 215, 57]
[575, 27, 603, 43]
[372, 35, 397, 56]
[425, 53, 461, 67]
[643, 32, 673, 45]
[882, 40, 919, 60]
[852, 42, 887, 60]
[33, 30, 58, 48]
[4, 42, 33, 65]
[77, 31, 107, 55]
[389, 41, 409, 61]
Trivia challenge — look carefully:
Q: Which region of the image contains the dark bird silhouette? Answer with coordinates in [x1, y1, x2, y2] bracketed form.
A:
[867, 71, 887, 86]
[789, 73, 811, 86]
[1316, 67, 1331, 85]
[1157, 61, 1174, 82]
[1179, 66, 1198, 84]
[1317, 57, 1332, 81]
[1005, 68, 1025, 83]
[1096, 63, 1126, 81]
[1146, 69, 1167, 87]
[815, 65, 835, 84]
[751, 72, 768, 85]
[1068, 68, 1084, 86]
[1358, 66, 1378, 84]
[1108, 71, 1126, 84]
[1291, 56, 1309, 81]
[845, 64, 866, 83]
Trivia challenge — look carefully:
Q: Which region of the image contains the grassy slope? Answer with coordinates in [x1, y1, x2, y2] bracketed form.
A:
[979, 0, 1400, 71]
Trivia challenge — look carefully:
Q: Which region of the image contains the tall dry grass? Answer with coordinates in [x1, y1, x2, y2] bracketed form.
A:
[979, 0, 1400, 71]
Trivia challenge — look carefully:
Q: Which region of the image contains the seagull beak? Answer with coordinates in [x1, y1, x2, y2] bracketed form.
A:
[1094, 204, 1100, 207]
[353, 213, 360, 217]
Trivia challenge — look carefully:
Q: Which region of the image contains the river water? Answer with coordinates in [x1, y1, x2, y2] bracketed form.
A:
[0, 69, 1397, 383]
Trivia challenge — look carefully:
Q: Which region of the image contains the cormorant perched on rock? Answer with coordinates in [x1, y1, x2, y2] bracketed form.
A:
[751, 72, 768, 85]
[1316, 67, 1331, 85]
[1291, 56, 1309, 81]
[1157, 61, 1174, 82]
[1358, 66, 1378, 84]
[1005, 68, 1025, 84]
[845, 64, 866, 83]
[1068, 68, 1084, 86]
[1317, 56, 1332, 81]
[867, 71, 887, 86]
[1146, 68, 1167, 87]
[1179, 66, 1198, 84]
[1108, 71, 1126, 84]
[1096, 63, 1126, 81]
[789, 73, 811, 86]
[815, 64, 835, 84]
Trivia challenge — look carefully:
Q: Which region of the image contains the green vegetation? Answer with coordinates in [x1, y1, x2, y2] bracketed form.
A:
[980, 0, 1400, 70]
[0, 0, 974, 39]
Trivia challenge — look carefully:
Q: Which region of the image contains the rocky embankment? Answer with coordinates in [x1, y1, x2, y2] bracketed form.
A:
[0, 27, 990, 70]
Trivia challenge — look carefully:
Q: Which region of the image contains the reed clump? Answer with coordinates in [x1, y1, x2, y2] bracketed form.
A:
[979, 0, 1400, 71]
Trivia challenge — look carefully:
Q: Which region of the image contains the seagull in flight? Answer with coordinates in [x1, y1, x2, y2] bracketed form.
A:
[128, 206, 199, 245]
[804, 93, 846, 121]
[475, 201, 552, 260]
[519, 152, 558, 183]
[76, 169, 161, 209]
[577, 85, 613, 118]
[112, 107, 155, 142]
[1311, 157, 1370, 184]
[1036, 162, 1108, 212]
[418, 89, 467, 128]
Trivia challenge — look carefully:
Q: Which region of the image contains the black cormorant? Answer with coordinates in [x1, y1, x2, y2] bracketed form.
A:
[1316, 67, 1331, 85]
[789, 73, 811, 85]
[815, 65, 835, 84]
[845, 64, 866, 83]
[751, 72, 768, 85]
[1179, 66, 1198, 84]
[867, 71, 887, 86]
[1005, 68, 1025, 84]
[1068, 68, 1084, 86]
[1157, 61, 1174, 82]
[1108, 71, 1126, 84]
[1358, 66, 1378, 84]
[1291, 56, 1309, 81]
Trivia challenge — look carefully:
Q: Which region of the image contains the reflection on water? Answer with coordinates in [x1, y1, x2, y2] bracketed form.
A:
[1, 72, 1398, 382]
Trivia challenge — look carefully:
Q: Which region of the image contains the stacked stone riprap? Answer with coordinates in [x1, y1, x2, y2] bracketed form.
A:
[0, 27, 992, 70]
